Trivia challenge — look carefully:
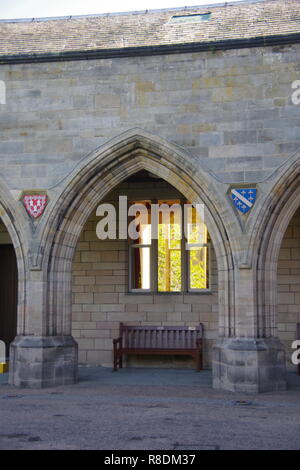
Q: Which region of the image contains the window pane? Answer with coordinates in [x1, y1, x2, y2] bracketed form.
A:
[139, 223, 151, 244]
[129, 200, 151, 243]
[189, 246, 209, 290]
[187, 206, 207, 244]
[131, 247, 150, 290]
[158, 223, 181, 292]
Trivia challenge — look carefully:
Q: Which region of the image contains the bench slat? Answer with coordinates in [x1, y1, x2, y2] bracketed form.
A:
[113, 323, 203, 371]
[120, 326, 202, 349]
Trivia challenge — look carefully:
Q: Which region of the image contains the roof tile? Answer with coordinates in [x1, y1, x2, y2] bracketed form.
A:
[0, 0, 299, 59]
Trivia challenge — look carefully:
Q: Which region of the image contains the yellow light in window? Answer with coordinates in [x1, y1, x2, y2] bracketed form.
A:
[158, 223, 181, 292]
[189, 246, 209, 290]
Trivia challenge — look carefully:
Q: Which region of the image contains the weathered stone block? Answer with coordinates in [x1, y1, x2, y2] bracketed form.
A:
[213, 337, 287, 393]
[9, 336, 78, 388]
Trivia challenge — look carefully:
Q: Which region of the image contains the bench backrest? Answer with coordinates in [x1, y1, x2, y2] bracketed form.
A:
[120, 323, 203, 349]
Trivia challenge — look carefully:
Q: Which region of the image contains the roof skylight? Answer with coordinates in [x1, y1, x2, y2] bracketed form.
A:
[168, 12, 212, 24]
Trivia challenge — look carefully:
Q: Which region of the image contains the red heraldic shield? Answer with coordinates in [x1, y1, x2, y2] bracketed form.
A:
[23, 195, 48, 219]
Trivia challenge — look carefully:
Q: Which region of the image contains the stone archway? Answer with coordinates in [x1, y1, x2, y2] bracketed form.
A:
[9, 129, 236, 388]
[247, 153, 300, 390]
[0, 221, 18, 358]
[255, 157, 300, 339]
[276, 206, 300, 369]
[71, 170, 220, 369]
[0, 178, 27, 375]
[45, 129, 235, 337]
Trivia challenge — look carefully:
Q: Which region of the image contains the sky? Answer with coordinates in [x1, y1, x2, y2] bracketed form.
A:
[0, 0, 242, 20]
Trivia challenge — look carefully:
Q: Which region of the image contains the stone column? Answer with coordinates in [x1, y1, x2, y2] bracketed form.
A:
[8, 268, 78, 388]
[213, 265, 287, 393]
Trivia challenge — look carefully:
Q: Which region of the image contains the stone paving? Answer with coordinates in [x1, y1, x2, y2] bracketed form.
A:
[0, 366, 300, 450]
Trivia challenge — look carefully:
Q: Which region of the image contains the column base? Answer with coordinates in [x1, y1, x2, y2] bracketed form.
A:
[8, 335, 78, 388]
[213, 337, 287, 393]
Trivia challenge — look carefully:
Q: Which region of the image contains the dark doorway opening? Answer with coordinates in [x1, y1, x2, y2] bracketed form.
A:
[0, 245, 17, 358]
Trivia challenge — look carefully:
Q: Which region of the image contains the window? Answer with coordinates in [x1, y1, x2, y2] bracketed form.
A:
[157, 201, 182, 292]
[129, 200, 152, 292]
[129, 199, 210, 293]
[187, 215, 210, 291]
[168, 13, 212, 25]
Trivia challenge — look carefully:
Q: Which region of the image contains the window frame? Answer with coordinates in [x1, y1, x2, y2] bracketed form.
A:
[129, 243, 152, 293]
[128, 198, 211, 294]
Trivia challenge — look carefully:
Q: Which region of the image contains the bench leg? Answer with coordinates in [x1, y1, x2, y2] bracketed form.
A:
[196, 352, 203, 372]
[113, 348, 123, 371]
[113, 347, 119, 371]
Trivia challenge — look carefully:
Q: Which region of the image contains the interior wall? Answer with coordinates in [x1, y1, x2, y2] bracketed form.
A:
[0, 218, 12, 244]
[277, 207, 300, 368]
[71, 177, 218, 369]
[0, 218, 17, 357]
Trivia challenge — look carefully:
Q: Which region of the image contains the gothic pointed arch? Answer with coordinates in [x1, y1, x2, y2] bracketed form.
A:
[251, 150, 300, 338]
[38, 129, 237, 338]
[0, 175, 27, 337]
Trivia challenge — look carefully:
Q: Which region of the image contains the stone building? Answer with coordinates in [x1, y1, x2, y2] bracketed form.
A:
[0, 0, 299, 392]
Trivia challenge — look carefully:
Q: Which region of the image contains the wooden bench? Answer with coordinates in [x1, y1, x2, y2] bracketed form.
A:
[113, 323, 204, 372]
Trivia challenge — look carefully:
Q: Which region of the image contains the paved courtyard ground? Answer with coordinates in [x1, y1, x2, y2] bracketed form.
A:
[0, 366, 300, 450]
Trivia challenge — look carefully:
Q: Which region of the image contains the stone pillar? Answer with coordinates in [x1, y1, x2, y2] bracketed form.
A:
[9, 335, 78, 388]
[213, 266, 287, 392]
[213, 337, 286, 393]
[8, 269, 78, 388]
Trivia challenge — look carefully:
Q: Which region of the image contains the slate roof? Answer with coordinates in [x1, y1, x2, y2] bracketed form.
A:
[0, 0, 299, 61]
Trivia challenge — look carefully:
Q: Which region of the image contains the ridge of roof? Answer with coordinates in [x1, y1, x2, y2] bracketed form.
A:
[0, 0, 267, 23]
